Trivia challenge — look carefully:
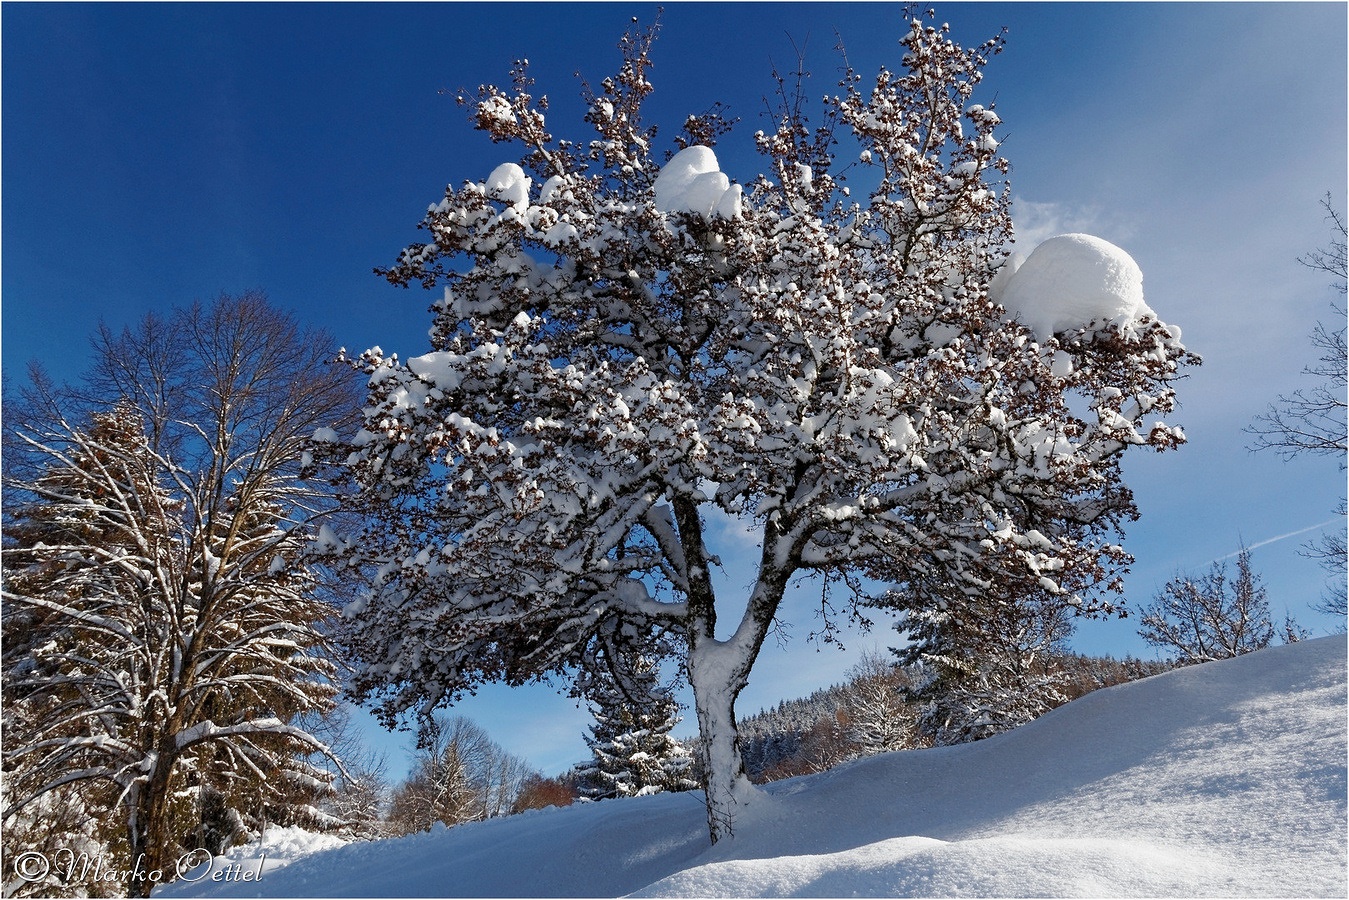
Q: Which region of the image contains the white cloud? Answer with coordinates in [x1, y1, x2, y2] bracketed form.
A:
[1009, 197, 1135, 252]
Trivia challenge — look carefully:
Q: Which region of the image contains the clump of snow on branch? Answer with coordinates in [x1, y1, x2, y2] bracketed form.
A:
[652, 145, 742, 219]
[485, 162, 533, 212]
[994, 233, 1154, 338]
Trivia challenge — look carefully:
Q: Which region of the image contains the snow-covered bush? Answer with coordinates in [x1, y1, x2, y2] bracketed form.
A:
[317, 14, 1195, 844]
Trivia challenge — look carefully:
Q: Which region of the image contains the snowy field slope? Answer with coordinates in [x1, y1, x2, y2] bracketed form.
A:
[164, 636, 1347, 898]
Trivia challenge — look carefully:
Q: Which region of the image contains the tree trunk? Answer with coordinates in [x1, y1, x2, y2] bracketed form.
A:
[126, 751, 175, 898]
[688, 640, 761, 844]
[675, 497, 788, 844]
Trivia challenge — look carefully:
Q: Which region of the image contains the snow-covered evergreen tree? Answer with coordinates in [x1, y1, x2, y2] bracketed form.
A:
[1, 294, 356, 896]
[896, 583, 1074, 745]
[318, 14, 1195, 842]
[576, 657, 697, 800]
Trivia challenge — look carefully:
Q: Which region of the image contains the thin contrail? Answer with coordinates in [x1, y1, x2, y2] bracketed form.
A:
[1212, 519, 1344, 562]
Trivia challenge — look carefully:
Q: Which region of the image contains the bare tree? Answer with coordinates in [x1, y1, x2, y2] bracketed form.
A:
[510, 773, 580, 814]
[386, 716, 533, 835]
[310, 704, 394, 840]
[1137, 547, 1276, 664]
[1248, 195, 1348, 618]
[2, 292, 358, 896]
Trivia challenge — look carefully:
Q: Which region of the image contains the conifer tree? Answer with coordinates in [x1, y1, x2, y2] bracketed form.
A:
[896, 587, 1073, 745]
[576, 658, 697, 800]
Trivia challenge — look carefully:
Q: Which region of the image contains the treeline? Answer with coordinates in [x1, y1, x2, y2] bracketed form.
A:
[312, 711, 584, 843]
[738, 651, 1177, 783]
[301, 648, 1181, 844]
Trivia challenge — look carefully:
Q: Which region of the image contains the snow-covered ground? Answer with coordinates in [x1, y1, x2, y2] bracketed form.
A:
[164, 636, 1347, 898]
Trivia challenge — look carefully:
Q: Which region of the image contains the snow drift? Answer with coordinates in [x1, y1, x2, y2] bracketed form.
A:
[163, 636, 1347, 898]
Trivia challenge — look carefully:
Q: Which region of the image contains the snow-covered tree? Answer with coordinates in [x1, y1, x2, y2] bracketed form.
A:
[1, 780, 115, 899]
[841, 651, 916, 756]
[1, 293, 356, 895]
[898, 585, 1074, 745]
[576, 656, 697, 800]
[738, 684, 856, 781]
[318, 15, 1194, 842]
[1137, 547, 1276, 665]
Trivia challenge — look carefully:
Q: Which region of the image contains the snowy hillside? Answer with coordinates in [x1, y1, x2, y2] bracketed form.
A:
[164, 636, 1347, 898]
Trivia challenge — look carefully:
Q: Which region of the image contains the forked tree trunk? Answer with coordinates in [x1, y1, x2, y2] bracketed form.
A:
[676, 498, 790, 843]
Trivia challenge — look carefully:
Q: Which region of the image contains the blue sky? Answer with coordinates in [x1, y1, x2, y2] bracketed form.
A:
[4, 2, 1346, 779]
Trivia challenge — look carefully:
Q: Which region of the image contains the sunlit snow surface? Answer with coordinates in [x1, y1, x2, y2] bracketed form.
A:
[162, 637, 1347, 898]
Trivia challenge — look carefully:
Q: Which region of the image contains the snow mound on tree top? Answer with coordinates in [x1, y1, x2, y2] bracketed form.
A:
[653, 145, 742, 219]
[485, 163, 531, 211]
[161, 636, 1346, 898]
[996, 233, 1153, 338]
